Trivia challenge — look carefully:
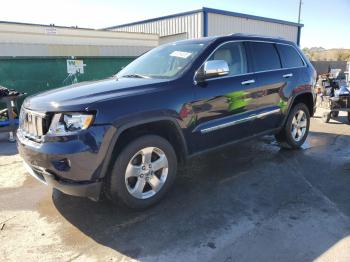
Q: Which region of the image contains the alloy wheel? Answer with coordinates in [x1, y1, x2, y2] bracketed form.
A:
[125, 147, 168, 199]
[290, 110, 307, 142]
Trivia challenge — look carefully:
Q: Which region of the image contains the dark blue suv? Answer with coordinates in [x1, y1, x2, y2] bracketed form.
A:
[17, 34, 316, 209]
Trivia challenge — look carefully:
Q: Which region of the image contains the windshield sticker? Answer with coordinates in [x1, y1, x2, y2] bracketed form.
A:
[170, 51, 192, 59]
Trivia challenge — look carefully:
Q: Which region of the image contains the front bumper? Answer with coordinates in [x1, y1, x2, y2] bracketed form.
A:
[17, 124, 114, 200]
[23, 161, 102, 200]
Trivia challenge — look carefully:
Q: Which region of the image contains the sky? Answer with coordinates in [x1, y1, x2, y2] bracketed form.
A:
[0, 0, 349, 48]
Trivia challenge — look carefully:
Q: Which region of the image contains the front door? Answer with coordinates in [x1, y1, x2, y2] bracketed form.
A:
[189, 41, 258, 152]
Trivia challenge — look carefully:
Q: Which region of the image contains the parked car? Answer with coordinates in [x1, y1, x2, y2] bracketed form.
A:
[17, 34, 316, 209]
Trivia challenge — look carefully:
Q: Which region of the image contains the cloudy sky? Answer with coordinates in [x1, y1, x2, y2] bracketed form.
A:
[1, 0, 349, 48]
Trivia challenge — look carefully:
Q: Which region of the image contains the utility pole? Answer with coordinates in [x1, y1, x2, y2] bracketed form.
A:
[298, 0, 302, 24]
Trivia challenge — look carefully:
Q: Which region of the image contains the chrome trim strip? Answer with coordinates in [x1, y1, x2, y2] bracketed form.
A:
[201, 115, 256, 133]
[200, 108, 281, 133]
[256, 108, 281, 119]
[23, 108, 46, 117]
[17, 129, 43, 147]
[194, 40, 306, 84]
[23, 161, 48, 185]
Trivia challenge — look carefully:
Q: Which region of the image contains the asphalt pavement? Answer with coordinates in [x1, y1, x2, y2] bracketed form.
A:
[1, 112, 350, 262]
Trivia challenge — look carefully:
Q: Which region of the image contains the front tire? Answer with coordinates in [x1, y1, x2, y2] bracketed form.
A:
[106, 135, 177, 209]
[275, 103, 310, 149]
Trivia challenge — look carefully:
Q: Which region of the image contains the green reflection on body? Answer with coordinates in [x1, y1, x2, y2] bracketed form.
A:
[225, 91, 251, 113]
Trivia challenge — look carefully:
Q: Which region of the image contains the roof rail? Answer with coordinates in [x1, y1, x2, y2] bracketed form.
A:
[230, 33, 286, 40]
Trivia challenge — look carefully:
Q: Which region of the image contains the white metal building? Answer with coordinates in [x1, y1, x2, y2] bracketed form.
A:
[0, 22, 159, 57]
[0, 22, 158, 97]
[107, 7, 303, 45]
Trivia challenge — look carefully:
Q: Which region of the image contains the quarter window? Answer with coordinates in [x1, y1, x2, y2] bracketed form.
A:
[276, 44, 305, 68]
[208, 42, 247, 76]
[248, 42, 281, 72]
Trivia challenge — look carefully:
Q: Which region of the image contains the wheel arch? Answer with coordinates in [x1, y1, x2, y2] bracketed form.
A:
[282, 91, 315, 126]
[292, 92, 315, 116]
[99, 116, 188, 180]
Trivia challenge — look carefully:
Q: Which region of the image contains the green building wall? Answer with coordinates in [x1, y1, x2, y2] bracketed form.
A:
[0, 57, 135, 108]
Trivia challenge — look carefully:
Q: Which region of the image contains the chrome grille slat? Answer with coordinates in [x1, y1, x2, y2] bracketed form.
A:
[19, 108, 47, 141]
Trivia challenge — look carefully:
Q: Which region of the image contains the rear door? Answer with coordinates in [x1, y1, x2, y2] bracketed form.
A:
[275, 43, 307, 93]
[244, 41, 286, 134]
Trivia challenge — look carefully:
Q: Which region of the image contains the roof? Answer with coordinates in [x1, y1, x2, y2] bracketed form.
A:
[203, 7, 303, 27]
[105, 7, 304, 30]
[0, 20, 158, 36]
[0, 20, 95, 31]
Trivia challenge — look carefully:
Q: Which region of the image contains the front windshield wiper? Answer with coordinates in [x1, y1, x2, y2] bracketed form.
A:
[120, 74, 151, 79]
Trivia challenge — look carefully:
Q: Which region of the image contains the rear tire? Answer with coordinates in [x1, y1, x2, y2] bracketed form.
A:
[348, 112, 350, 123]
[106, 135, 177, 209]
[275, 103, 310, 149]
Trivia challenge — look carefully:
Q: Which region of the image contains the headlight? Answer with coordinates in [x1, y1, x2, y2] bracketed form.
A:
[48, 113, 94, 135]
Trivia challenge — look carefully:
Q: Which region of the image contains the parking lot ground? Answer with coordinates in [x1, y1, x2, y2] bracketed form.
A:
[1, 112, 350, 262]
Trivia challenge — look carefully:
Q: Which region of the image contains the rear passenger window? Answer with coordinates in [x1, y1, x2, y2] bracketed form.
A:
[248, 42, 281, 72]
[276, 44, 305, 68]
[208, 42, 247, 76]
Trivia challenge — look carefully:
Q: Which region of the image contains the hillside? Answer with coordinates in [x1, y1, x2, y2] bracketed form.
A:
[302, 47, 350, 61]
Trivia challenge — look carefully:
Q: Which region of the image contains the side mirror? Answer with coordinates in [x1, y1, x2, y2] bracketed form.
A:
[196, 60, 229, 83]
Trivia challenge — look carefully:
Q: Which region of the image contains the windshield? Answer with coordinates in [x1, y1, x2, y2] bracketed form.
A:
[117, 42, 207, 79]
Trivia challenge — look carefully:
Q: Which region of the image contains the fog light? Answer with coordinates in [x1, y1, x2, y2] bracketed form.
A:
[52, 158, 71, 172]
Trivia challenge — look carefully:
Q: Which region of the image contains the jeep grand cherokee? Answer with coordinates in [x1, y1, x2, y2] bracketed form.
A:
[17, 35, 316, 209]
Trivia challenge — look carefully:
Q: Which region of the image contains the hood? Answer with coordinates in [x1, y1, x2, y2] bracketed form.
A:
[23, 77, 167, 112]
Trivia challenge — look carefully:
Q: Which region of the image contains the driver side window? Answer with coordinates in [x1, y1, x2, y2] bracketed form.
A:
[208, 42, 247, 76]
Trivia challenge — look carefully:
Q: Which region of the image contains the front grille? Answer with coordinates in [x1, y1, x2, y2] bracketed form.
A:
[19, 108, 50, 141]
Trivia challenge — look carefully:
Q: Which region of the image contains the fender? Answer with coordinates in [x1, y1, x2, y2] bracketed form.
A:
[281, 87, 315, 127]
[98, 115, 189, 180]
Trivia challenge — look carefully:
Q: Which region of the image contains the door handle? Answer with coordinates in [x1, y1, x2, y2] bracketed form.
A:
[283, 73, 293, 78]
[241, 79, 255, 85]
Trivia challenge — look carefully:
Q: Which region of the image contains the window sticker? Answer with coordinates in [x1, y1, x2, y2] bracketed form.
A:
[170, 51, 192, 59]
